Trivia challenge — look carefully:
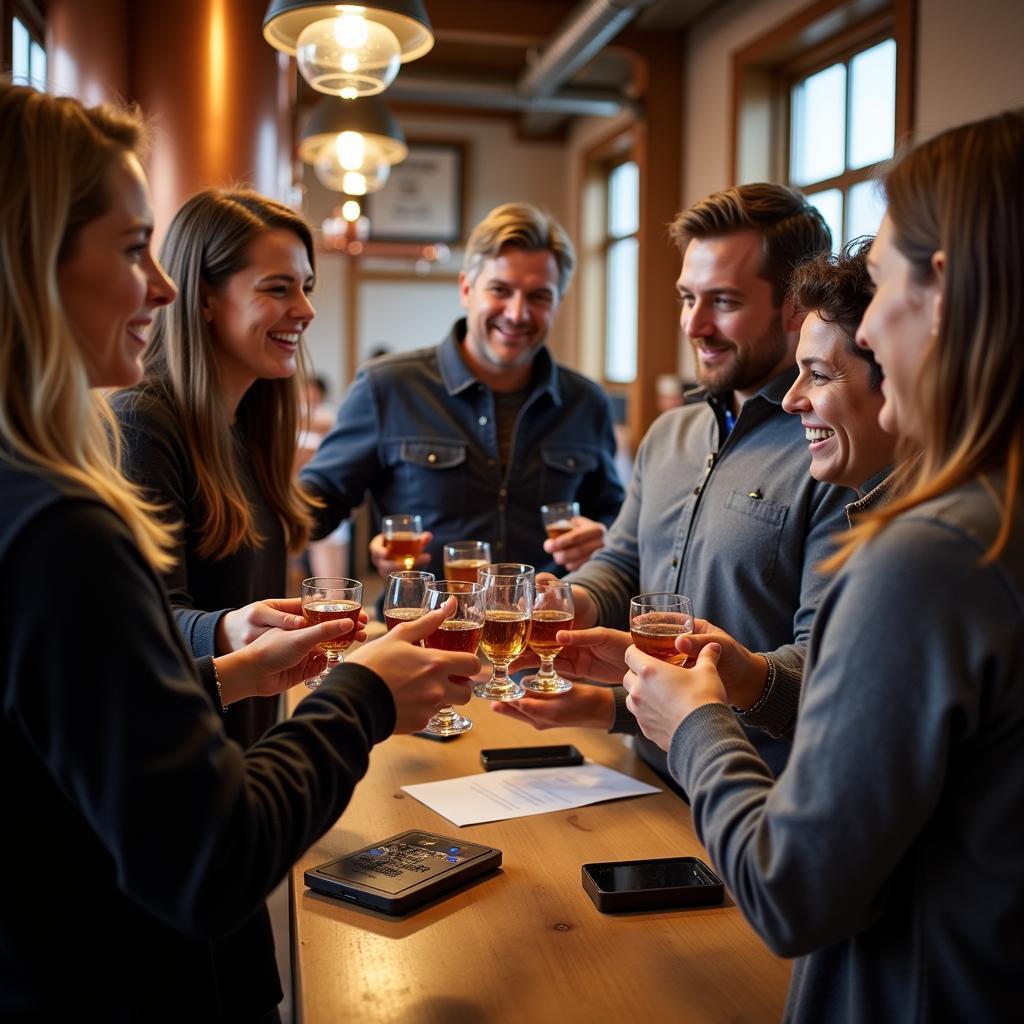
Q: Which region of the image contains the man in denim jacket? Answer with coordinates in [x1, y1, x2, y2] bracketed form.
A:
[301, 203, 623, 578]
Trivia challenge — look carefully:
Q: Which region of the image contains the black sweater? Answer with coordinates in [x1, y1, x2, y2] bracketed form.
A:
[114, 386, 284, 748]
[0, 462, 395, 1020]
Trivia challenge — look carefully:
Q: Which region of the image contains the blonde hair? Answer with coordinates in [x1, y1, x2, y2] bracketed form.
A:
[140, 189, 318, 557]
[826, 108, 1024, 571]
[462, 202, 576, 296]
[0, 84, 173, 570]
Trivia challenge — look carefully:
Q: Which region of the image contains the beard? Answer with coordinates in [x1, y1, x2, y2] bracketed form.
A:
[693, 314, 790, 395]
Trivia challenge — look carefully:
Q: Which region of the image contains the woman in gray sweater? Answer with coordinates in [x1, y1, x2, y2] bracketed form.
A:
[623, 108, 1024, 1021]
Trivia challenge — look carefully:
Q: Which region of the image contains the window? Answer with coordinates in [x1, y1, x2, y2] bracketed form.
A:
[732, 0, 913, 249]
[603, 159, 639, 384]
[7, 4, 47, 91]
[789, 37, 894, 246]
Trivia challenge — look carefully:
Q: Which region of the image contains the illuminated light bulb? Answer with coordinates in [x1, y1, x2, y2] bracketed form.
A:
[335, 130, 365, 170]
[296, 13, 401, 97]
[342, 171, 367, 195]
[342, 199, 362, 222]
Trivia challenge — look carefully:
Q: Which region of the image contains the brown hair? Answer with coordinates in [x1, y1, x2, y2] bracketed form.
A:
[670, 183, 832, 304]
[463, 202, 576, 296]
[140, 188, 319, 557]
[0, 84, 173, 570]
[828, 108, 1024, 569]
[790, 236, 882, 389]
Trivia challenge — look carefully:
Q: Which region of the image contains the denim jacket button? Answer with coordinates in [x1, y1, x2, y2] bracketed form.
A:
[478, 415, 488, 426]
[427, 452, 438, 464]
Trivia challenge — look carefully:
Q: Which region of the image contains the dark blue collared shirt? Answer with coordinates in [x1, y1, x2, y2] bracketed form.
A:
[300, 320, 624, 574]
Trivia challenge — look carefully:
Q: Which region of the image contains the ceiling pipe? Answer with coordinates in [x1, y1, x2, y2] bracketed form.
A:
[516, 0, 658, 100]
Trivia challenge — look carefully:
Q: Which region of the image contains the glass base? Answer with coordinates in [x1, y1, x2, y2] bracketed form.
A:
[521, 672, 573, 694]
[305, 652, 344, 689]
[474, 678, 526, 701]
[423, 706, 473, 736]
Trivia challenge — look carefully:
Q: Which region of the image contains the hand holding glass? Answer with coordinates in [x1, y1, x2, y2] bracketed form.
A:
[301, 577, 363, 688]
[522, 580, 575, 694]
[382, 513, 426, 570]
[475, 565, 534, 701]
[629, 593, 694, 665]
[541, 501, 580, 539]
[443, 540, 492, 584]
[383, 570, 434, 630]
[420, 580, 485, 736]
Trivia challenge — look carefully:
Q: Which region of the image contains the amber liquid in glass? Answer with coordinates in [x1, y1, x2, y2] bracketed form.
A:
[481, 610, 531, 663]
[630, 622, 689, 665]
[304, 599, 361, 653]
[423, 618, 483, 654]
[527, 609, 574, 655]
[544, 521, 573, 540]
[383, 607, 422, 631]
[385, 531, 426, 566]
[444, 558, 489, 584]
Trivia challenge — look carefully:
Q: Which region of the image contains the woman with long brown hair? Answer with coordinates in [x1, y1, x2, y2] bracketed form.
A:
[114, 189, 326, 746]
[622, 108, 1024, 1020]
[0, 83, 476, 1019]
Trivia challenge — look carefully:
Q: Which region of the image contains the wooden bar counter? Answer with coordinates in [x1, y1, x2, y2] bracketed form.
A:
[288, 684, 790, 1022]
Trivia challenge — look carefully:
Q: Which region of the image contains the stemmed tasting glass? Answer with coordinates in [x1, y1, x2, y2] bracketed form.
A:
[383, 570, 434, 630]
[420, 580, 485, 736]
[301, 576, 363, 688]
[475, 564, 534, 702]
[628, 593, 694, 665]
[540, 501, 580, 539]
[443, 540, 492, 584]
[382, 513, 427, 570]
[521, 580, 575, 694]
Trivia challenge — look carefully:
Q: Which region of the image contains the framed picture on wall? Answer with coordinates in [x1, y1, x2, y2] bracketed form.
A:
[368, 142, 465, 243]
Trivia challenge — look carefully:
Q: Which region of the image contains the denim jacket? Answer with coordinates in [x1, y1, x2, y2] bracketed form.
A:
[300, 320, 624, 573]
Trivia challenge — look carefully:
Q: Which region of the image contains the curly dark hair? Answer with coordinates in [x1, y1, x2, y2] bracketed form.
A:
[789, 236, 882, 390]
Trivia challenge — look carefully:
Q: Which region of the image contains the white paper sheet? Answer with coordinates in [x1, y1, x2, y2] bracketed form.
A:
[401, 764, 661, 827]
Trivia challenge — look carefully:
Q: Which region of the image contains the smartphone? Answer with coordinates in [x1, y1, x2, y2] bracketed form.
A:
[480, 744, 584, 771]
[581, 856, 724, 913]
[304, 830, 502, 915]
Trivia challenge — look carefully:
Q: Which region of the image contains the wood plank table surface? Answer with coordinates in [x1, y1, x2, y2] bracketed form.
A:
[288, 670, 790, 1023]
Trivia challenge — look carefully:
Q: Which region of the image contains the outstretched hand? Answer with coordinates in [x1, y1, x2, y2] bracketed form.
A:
[490, 683, 615, 732]
[216, 597, 368, 654]
[509, 625, 631, 684]
[622, 642, 725, 751]
[674, 618, 768, 711]
[542, 516, 607, 571]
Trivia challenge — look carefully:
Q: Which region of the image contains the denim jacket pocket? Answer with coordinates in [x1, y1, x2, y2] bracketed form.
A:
[538, 445, 599, 504]
[398, 439, 467, 470]
[723, 490, 789, 584]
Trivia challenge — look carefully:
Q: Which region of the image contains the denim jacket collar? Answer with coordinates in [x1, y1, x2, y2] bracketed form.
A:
[438, 318, 562, 406]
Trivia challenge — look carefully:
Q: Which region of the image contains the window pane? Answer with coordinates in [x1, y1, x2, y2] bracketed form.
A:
[807, 188, 843, 252]
[608, 161, 639, 238]
[605, 237, 638, 383]
[30, 41, 47, 90]
[849, 39, 896, 170]
[790, 63, 846, 186]
[13, 18, 31, 85]
[847, 179, 886, 241]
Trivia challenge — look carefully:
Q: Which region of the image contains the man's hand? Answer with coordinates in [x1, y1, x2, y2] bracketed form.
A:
[674, 619, 768, 712]
[534, 572, 598, 629]
[215, 616, 357, 703]
[543, 516, 607, 571]
[622, 643, 725, 751]
[348, 598, 480, 734]
[369, 531, 433, 578]
[490, 683, 615, 731]
[509, 625, 631, 684]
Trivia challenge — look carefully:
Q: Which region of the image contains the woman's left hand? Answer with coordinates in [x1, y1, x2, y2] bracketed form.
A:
[622, 643, 726, 751]
[217, 597, 367, 653]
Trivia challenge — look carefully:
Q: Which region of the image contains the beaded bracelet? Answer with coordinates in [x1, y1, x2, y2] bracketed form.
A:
[731, 653, 776, 716]
[212, 659, 227, 713]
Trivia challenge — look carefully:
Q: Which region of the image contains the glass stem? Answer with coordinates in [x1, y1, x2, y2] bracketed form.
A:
[538, 655, 556, 680]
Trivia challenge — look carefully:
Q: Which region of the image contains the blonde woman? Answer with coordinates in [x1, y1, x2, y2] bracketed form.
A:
[0, 84, 477, 1020]
[623, 109, 1024, 1020]
[114, 189, 325, 746]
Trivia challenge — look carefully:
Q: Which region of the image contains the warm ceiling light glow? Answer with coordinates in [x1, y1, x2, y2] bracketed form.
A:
[335, 130, 365, 170]
[296, 13, 400, 97]
[342, 171, 368, 195]
[342, 199, 362, 221]
[334, 10, 368, 48]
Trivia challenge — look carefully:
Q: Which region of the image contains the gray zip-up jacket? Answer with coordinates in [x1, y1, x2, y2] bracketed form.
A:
[669, 475, 1024, 1021]
[567, 368, 849, 777]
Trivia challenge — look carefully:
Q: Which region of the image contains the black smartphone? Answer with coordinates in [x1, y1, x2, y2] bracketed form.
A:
[304, 830, 502, 915]
[581, 857, 724, 913]
[480, 744, 584, 771]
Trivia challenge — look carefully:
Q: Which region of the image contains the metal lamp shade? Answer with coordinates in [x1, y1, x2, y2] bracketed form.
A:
[263, 0, 434, 62]
[297, 95, 408, 168]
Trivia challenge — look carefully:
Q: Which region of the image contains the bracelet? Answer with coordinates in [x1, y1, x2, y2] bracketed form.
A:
[731, 654, 775, 716]
[212, 658, 227, 713]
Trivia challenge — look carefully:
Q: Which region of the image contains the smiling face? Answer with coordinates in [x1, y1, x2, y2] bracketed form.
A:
[458, 247, 560, 391]
[203, 228, 315, 405]
[678, 231, 797, 403]
[782, 312, 895, 489]
[856, 215, 940, 442]
[57, 154, 176, 388]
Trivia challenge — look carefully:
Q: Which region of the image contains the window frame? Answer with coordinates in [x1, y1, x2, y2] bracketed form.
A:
[4, 0, 48, 89]
[601, 152, 640, 386]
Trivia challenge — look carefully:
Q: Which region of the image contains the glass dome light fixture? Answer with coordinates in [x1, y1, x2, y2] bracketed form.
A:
[313, 149, 392, 195]
[263, 1, 434, 97]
